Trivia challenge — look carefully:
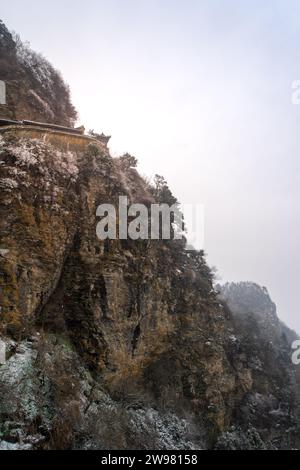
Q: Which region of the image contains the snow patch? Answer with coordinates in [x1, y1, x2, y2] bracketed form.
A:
[2, 138, 79, 179]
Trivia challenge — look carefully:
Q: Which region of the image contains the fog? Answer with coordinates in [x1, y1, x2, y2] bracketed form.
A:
[2, 0, 300, 331]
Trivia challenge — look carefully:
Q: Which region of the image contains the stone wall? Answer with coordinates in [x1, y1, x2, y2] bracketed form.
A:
[0, 125, 106, 153]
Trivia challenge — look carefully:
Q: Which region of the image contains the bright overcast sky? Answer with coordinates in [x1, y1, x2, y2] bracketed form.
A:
[2, 0, 300, 331]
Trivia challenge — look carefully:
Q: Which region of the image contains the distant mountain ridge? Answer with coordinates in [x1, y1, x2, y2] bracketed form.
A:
[217, 281, 298, 343]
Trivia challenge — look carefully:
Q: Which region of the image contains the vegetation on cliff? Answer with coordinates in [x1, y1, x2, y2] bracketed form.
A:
[0, 20, 77, 126]
[0, 20, 300, 450]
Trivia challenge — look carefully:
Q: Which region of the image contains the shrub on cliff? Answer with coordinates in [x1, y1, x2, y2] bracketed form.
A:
[151, 174, 178, 206]
[118, 153, 138, 170]
[13, 34, 77, 126]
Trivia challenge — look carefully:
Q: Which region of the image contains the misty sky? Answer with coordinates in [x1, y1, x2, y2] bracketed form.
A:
[2, 0, 300, 331]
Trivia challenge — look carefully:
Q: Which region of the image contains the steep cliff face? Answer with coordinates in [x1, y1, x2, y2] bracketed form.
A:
[0, 20, 77, 126]
[0, 21, 300, 450]
[1, 133, 300, 449]
[0, 132, 236, 448]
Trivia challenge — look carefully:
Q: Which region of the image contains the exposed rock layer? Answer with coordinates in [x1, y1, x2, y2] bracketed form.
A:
[0, 133, 299, 449]
[0, 21, 300, 450]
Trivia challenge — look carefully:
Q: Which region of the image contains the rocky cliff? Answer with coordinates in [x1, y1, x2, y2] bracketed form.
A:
[0, 21, 300, 450]
[0, 20, 77, 126]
